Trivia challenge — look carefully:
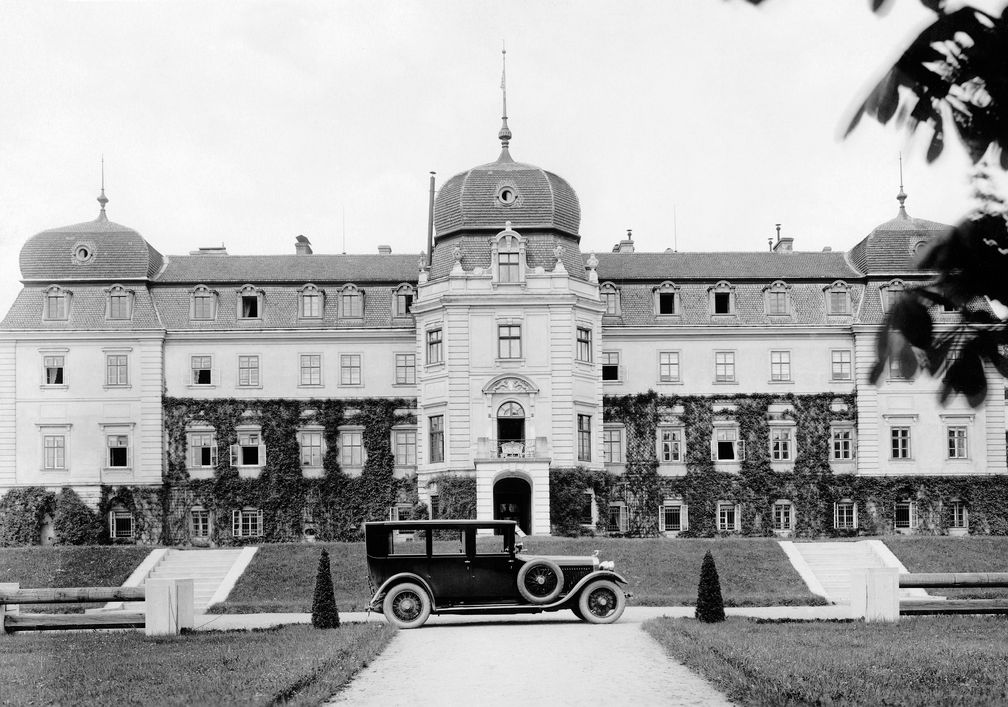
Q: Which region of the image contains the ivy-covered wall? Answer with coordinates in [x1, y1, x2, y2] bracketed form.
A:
[550, 391, 1008, 537]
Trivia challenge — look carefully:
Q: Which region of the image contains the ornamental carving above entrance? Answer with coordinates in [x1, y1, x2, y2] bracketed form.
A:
[483, 375, 539, 395]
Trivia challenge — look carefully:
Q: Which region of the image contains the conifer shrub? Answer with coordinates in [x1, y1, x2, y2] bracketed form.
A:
[311, 549, 340, 628]
[695, 550, 726, 623]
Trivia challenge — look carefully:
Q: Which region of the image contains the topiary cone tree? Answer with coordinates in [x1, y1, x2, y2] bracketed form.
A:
[311, 549, 340, 629]
[695, 550, 726, 623]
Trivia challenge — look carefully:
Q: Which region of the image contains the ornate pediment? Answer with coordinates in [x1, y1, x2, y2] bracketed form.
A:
[483, 374, 539, 395]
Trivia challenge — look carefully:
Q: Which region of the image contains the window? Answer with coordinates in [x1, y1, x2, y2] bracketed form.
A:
[658, 293, 676, 314]
[709, 282, 736, 315]
[947, 426, 968, 459]
[601, 352, 620, 381]
[339, 430, 364, 467]
[834, 501, 857, 530]
[429, 415, 444, 464]
[393, 429, 417, 466]
[395, 353, 416, 385]
[43, 355, 64, 385]
[300, 354, 322, 386]
[106, 434, 129, 468]
[340, 354, 362, 386]
[881, 280, 906, 312]
[340, 285, 363, 318]
[773, 501, 794, 532]
[576, 327, 592, 362]
[891, 427, 911, 459]
[577, 414, 591, 462]
[578, 492, 594, 525]
[105, 353, 128, 387]
[191, 355, 212, 385]
[427, 328, 443, 365]
[832, 427, 854, 461]
[714, 292, 731, 314]
[712, 427, 744, 461]
[393, 286, 414, 317]
[191, 508, 210, 538]
[770, 427, 793, 461]
[766, 290, 788, 315]
[714, 351, 735, 383]
[300, 430, 324, 468]
[717, 502, 739, 532]
[232, 508, 263, 538]
[107, 287, 132, 320]
[236, 431, 263, 467]
[827, 288, 850, 315]
[429, 494, 440, 519]
[300, 285, 323, 319]
[108, 508, 134, 540]
[770, 351, 791, 382]
[654, 282, 680, 315]
[660, 504, 687, 533]
[950, 500, 968, 529]
[894, 501, 916, 530]
[43, 434, 66, 470]
[43, 286, 69, 320]
[238, 287, 261, 319]
[600, 284, 620, 316]
[607, 503, 626, 533]
[658, 352, 680, 383]
[498, 325, 522, 359]
[889, 356, 910, 380]
[238, 355, 260, 387]
[659, 427, 684, 463]
[831, 350, 852, 381]
[192, 286, 217, 320]
[188, 431, 218, 468]
[498, 251, 520, 283]
[603, 427, 623, 464]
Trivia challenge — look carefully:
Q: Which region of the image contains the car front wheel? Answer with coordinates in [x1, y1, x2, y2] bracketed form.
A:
[382, 582, 432, 629]
[577, 579, 626, 624]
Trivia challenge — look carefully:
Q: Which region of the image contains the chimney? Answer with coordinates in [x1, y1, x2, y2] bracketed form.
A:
[190, 245, 228, 256]
[773, 237, 794, 253]
[822, 246, 832, 252]
[616, 228, 635, 254]
[295, 235, 313, 255]
[377, 245, 392, 255]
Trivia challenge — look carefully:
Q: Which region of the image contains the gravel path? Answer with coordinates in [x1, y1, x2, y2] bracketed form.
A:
[326, 611, 732, 706]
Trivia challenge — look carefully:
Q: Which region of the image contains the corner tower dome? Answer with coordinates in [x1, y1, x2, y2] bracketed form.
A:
[848, 187, 951, 274]
[19, 188, 164, 281]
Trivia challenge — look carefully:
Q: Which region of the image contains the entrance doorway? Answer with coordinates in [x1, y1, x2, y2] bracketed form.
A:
[493, 477, 531, 534]
[496, 401, 525, 456]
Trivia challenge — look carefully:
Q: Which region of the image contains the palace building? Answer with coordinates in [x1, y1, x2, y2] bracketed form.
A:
[2, 108, 1006, 544]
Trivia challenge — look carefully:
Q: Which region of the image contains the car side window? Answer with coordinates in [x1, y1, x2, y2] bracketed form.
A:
[474, 532, 509, 555]
[388, 528, 427, 555]
[431, 528, 464, 555]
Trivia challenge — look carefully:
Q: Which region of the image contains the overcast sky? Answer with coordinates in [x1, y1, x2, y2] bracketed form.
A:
[1, 0, 1005, 315]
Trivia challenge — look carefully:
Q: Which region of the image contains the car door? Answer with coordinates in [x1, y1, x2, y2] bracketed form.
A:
[466, 527, 521, 602]
[423, 526, 469, 603]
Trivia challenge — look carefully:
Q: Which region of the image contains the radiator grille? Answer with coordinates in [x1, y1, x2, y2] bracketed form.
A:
[562, 566, 594, 592]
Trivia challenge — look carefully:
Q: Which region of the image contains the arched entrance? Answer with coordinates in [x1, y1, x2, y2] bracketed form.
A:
[494, 477, 531, 534]
[496, 401, 525, 456]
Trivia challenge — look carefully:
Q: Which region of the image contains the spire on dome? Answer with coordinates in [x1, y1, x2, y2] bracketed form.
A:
[497, 41, 513, 162]
[896, 152, 908, 219]
[97, 155, 109, 221]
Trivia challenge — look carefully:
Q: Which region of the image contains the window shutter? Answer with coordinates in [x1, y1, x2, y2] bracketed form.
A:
[657, 507, 665, 532]
[910, 503, 917, 529]
[256, 509, 264, 536]
[210, 442, 218, 467]
[618, 365, 625, 382]
[107, 511, 114, 536]
[734, 505, 741, 531]
[738, 440, 746, 461]
[232, 510, 240, 536]
[187, 439, 194, 469]
[259, 442, 267, 467]
[833, 502, 838, 529]
[230, 444, 238, 467]
[852, 503, 859, 529]
[682, 504, 689, 531]
[710, 438, 716, 461]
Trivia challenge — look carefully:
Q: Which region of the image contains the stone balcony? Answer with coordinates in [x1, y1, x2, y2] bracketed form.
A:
[475, 437, 550, 461]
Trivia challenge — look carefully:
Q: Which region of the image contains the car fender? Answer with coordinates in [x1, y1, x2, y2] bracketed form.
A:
[370, 573, 436, 609]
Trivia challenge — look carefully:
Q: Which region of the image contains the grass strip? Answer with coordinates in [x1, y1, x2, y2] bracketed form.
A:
[0, 623, 393, 706]
[644, 615, 1008, 706]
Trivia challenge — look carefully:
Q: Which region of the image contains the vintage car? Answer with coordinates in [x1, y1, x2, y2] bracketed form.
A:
[365, 519, 630, 628]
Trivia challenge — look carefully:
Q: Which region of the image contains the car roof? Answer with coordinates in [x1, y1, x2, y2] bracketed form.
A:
[365, 519, 517, 529]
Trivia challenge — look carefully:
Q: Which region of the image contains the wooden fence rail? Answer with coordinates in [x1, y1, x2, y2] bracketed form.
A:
[0, 587, 146, 604]
[899, 572, 1008, 588]
[852, 569, 1008, 622]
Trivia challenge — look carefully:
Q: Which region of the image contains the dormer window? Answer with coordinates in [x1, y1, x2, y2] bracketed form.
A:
[496, 184, 519, 206]
[340, 284, 364, 319]
[764, 281, 790, 316]
[237, 285, 263, 320]
[190, 285, 218, 321]
[42, 285, 70, 321]
[600, 283, 621, 316]
[880, 280, 906, 312]
[709, 281, 735, 316]
[825, 281, 851, 315]
[72, 241, 95, 264]
[491, 228, 526, 284]
[653, 281, 679, 316]
[105, 285, 134, 320]
[299, 284, 324, 319]
[393, 284, 415, 317]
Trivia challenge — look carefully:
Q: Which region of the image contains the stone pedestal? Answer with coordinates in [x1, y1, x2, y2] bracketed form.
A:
[850, 568, 899, 623]
[145, 578, 194, 636]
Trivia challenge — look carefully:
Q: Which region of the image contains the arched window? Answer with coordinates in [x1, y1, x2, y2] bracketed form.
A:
[824, 281, 851, 315]
[42, 285, 71, 321]
[236, 284, 264, 320]
[299, 284, 324, 319]
[763, 280, 791, 316]
[880, 279, 906, 313]
[600, 282, 621, 316]
[491, 227, 526, 284]
[339, 284, 364, 319]
[708, 281, 735, 316]
[497, 401, 525, 418]
[105, 284, 134, 320]
[392, 283, 415, 318]
[190, 284, 218, 321]
[653, 281, 679, 316]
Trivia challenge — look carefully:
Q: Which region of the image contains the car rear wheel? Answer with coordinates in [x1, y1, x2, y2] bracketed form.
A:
[516, 559, 565, 604]
[382, 582, 431, 629]
[577, 579, 626, 624]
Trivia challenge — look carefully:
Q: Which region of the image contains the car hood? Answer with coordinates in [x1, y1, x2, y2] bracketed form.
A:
[517, 553, 599, 569]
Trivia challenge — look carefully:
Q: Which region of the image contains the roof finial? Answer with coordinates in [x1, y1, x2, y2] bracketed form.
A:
[97, 155, 109, 220]
[896, 152, 908, 218]
[497, 41, 513, 162]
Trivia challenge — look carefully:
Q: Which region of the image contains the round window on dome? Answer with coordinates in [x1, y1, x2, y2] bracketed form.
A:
[497, 186, 517, 206]
[72, 243, 94, 264]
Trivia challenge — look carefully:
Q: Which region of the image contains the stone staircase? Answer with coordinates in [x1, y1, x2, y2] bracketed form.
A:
[784, 540, 933, 605]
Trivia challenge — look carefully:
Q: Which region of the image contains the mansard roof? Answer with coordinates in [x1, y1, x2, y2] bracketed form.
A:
[593, 250, 860, 281]
[847, 200, 951, 274]
[155, 254, 421, 284]
[0, 286, 163, 330]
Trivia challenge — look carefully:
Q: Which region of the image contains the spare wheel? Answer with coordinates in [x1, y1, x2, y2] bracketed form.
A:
[517, 559, 564, 604]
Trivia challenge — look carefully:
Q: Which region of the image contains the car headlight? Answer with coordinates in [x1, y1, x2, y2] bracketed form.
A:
[600, 560, 615, 571]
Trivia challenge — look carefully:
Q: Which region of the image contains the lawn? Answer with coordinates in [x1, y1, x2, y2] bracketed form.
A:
[0, 545, 153, 612]
[885, 536, 1008, 599]
[0, 623, 393, 706]
[214, 537, 823, 613]
[644, 615, 1008, 706]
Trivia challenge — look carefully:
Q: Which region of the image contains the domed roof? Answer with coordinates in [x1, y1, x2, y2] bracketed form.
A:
[434, 148, 581, 238]
[848, 192, 951, 274]
[19, 195, 164, 281]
